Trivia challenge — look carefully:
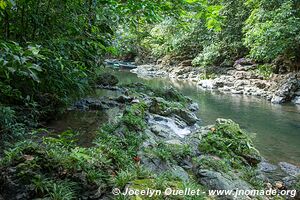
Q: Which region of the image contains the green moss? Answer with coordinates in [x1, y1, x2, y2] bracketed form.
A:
[199, 119, 261, 168]
[129, 174, 207, 200]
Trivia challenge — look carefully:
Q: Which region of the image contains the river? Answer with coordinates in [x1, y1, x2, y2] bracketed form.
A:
[48, 68, 300, 166]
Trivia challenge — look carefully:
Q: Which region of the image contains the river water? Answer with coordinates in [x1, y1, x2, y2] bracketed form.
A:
[48, 68, 300, 165]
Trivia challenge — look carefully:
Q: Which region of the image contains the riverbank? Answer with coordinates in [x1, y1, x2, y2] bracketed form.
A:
[1, 74, 299, 199]
[131, 58, 300, 105]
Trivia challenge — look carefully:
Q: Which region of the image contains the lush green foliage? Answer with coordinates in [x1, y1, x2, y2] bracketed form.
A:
[113, 0, 300, 70]
[244, 0, 300, 62]
[0, 0, 201, 141]
[199, 120, 261, 168]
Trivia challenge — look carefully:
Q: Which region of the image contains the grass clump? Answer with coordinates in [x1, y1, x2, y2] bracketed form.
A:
[0, 100, 151, 199]
[143, 142, 192, 164]
[193, 156, 230, 173]
[122, 102, 148, 131]
[0, 131, 112, 199]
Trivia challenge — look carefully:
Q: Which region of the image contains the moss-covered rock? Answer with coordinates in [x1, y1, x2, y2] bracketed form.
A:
[148, 97, 198, 126]
[199, 118, 261, 167]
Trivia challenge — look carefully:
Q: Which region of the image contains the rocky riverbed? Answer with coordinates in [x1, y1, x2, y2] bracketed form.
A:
[131, 58, 300, 105]
[73, 81, 300, 199]
[1, 74, 299, 200]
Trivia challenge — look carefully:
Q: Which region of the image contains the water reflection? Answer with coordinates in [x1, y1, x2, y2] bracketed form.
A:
[112, 69, 300, 165]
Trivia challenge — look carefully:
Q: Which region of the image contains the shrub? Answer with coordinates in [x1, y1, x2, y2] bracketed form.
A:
[244, 0, 300, 63]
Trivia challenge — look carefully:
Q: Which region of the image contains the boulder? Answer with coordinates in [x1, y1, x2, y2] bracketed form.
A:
[258, 161, 278, 173]
[292, 96, 300, 104]
[173, 108, 198, 126]
[189, 102, 199, 112]
[279, 162, 300, 176]
[198, 80, 215, 89]
[96, 73, 119, 86]
[271, 74, 299, 104]
[170, 165, 190, 182]
[197, 170, 253, 200]
[207, 119, 262, 166]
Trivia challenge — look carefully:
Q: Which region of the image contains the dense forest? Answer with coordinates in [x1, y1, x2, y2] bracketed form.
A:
[0, 0, 300, 199]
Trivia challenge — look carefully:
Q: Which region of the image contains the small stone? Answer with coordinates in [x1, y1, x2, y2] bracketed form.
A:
[274, 181, 284, 189]
[131, 99, 140, 104]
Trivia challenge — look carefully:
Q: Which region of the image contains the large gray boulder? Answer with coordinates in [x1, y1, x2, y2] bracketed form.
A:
[271, 74, 299, 104]
[197, 170, 253, 200]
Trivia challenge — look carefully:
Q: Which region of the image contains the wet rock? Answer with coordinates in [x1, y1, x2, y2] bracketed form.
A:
[74, 99, 89, 110]
[159, 87, 189, 102]
[271, 96, 285, 104]
[150, 124, 177, 139]
[88, 101, 105, 110]
[165, 139, 183, 145]
[96, 73, 119, 86]
[148, 114, 192, 138]
[259, 161, 278, 173]
[174, 116, 188, 128]
[148, 97, 197, 126]
[173, 108, 198, 126]
[100, 98, 120, 107]
[189, 102, 199, 112]
[278, 162, 300, 176]
[292, 96, 300, 104]
[132, 99, 140, 104]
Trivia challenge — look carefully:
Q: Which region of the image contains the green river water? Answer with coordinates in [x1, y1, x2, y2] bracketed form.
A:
[48, 69, 300, 166]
